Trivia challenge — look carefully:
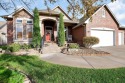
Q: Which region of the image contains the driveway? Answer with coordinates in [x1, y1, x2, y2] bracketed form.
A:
[41, 45, 125, 69]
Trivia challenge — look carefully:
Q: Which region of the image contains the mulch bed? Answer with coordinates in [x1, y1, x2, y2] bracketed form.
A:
[61, 47, 111, 56]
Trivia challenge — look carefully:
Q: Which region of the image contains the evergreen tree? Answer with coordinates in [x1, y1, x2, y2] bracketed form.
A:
[58, 13, 65, 46]
[32, 7, 41, 48]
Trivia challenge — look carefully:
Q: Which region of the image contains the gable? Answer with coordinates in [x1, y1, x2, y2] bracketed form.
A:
[13, 9, 33, 19]
[74, 5, 120, 29]
[53, 6, 71, 20]
[85, 5, 119, 29]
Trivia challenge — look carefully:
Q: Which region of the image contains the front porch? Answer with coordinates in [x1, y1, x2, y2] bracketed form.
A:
[41, 19, 76, 43]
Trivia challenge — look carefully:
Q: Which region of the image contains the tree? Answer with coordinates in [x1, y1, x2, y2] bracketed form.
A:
[0, 0, 116, 19]
[58, 13, 65, 47]
[32, 7, 41, 48]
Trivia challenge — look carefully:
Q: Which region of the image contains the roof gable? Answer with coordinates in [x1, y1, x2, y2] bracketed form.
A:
[1, 7, 33, 19]
[85, 4, 120, 25]
[12, 7, 33, 17]
[53, 6, 72, 20]
[74, 4, 120, 29]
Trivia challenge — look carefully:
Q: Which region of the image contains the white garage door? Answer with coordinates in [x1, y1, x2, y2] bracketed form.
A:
[119, 32, 124, 45]
[91, 30, 115, 47]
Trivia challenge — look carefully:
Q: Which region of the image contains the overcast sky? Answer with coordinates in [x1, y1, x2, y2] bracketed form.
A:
[0, 0, 124, 26]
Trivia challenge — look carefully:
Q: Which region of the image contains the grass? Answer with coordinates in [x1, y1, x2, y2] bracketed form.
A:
[0, 54, 125, 83]
[0, 67, 24, 83]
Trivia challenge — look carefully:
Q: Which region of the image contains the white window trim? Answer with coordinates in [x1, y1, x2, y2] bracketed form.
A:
[16, 18, 23, 23]
[16, 24, 23, 40]
[27, 19, 33, 24]
[26, 25, 33, 39]
[102, 9, 106, 18]
[14, 18, 33, 42]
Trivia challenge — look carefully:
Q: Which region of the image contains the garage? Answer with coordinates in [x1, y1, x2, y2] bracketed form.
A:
[91, 28, 115, 47]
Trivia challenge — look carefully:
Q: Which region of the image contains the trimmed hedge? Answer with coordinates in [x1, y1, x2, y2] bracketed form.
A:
[83, 36, 99, 48]
[68, 43, 79, 49]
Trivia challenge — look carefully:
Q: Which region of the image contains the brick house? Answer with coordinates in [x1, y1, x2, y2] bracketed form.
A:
[1, 4, 125, 47]
[72, 4, 125, 47]
[0, 21, 7, 45]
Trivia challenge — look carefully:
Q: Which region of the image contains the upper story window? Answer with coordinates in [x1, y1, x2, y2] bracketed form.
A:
[102, 9, 106, 18]
[16, 19, 23, 23]
[27, 19, 33, 24]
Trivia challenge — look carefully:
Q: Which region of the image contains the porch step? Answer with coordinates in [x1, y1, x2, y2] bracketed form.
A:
[42, 43, 61, 54]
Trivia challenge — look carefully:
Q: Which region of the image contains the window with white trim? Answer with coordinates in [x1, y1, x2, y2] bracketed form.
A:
[26, 19, 33, 38]
[16, 19, 23, 39]
[26, 25, 33, 38]
[15, 18, 33, 40]
[102, 9, 106, 18]
[16, 24, 23, 39]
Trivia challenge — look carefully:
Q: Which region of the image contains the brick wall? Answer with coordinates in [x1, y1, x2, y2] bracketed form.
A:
[72, 26, 85, 45]
[86, 6, 119, 45]
[7, 19, 13, 44]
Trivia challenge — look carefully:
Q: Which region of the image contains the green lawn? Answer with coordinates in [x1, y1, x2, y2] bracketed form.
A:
[0, 67, 24, 83]
[0, 54, 125, 83]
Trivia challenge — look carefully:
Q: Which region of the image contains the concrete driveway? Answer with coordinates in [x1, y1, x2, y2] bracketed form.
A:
[41, 45, 125, 69]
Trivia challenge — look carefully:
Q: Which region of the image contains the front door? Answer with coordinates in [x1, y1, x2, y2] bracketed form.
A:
[46, 30, 51, 41]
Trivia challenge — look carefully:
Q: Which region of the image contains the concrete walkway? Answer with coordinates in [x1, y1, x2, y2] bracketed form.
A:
[41, 46, 125, 69]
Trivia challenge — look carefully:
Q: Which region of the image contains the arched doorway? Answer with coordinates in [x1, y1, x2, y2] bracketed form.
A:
[42, 19, 57, 42]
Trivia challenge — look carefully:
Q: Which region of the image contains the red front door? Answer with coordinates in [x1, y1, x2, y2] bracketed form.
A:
[46, 31, 51, 41]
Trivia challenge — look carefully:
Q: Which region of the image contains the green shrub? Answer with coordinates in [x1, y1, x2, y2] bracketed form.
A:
[68, 43, 79, 49]
[83, 36, 99, 48]
[0, 45, 8, 50]
[8, 43, 21, 52]
[21, 44, 31, 50]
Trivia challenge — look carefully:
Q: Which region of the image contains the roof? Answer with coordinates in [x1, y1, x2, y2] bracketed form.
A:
[73, 4, 120, 29]
[38, 9, 60, 15]
[0, 21, 7, 29]
[1, 7, 33, 19]
[64, 19, 79, 24]
[120, 26, 125, 29]
[53, 6, 72, 20]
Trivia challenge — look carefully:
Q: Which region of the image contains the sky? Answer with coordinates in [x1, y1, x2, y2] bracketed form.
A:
[0, 0, 124, 26]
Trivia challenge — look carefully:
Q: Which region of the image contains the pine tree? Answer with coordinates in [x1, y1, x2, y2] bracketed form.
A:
[32, 7, 41, 48]
[58, 13, 65, 46]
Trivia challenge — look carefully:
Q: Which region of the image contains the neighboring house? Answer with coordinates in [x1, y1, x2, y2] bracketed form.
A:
[0, 21, 7, 45]
[1, 4, 125, 47]
[72, 4, 125, 47]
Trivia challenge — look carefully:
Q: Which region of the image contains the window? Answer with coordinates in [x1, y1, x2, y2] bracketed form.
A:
[16, 24, 23, 39]
[27, 19, 33, 24]
[16, 19, 22, 23]
[27, 25, 33, 38]
[102, 9, 106, 18]
[15, 18, 33, 40]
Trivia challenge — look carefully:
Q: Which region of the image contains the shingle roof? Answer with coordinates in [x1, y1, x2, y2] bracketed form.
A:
[0, 21, 7, 29]
[39, 9, 59, 14]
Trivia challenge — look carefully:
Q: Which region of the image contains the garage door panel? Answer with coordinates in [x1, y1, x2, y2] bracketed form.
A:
[91, 30, 114, 47]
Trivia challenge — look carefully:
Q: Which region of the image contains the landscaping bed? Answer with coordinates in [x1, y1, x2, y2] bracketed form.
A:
[62, 47, 110, 56]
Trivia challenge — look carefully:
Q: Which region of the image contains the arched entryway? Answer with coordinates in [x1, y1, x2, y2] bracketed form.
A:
[42, 19, 57, 42]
